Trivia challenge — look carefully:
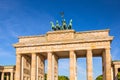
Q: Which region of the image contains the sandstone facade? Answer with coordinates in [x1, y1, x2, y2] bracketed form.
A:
[0, 29, 120, 80]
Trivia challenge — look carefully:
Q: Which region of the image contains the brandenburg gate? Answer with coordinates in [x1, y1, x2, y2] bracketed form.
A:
[14, 29, 113, 80]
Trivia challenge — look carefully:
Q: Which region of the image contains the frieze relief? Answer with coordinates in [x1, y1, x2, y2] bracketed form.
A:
[47, 32, 74, 41]
[16, 41, 110, 54]
[75, 31, 109, 40]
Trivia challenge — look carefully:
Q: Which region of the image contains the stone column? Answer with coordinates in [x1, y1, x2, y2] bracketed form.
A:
[6, 74, 9, 80]
[53, 54, 58, 80]
[86, 49, 93, 80]
[31, 53, 37, 80]
[24, 76, 27, 80]
[28, 77, 30, 80]
[36, 55, 39, 80]
[40, 55, 45, 80]
[15, 54, 21, 80]
[102, 51, 106, 80]
[102, 54, 105, 80]
[37, 54, 45, 80]
[13, 72, 15, 80]
[1, 72, 4, 80]
[21, 55, 24, 80]
[10, 72, 13, 80]
[47, 52, 52, 80]
[103, 48, 112, 80]
[114, 67, 118, 80]
[111, 67, 114, 80]
[47, 52, 58, 80]
[70, 50, 77, 80]
[42, 58, 45, 80]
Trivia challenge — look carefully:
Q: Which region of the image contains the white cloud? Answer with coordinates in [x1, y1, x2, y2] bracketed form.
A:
[9, 30, 19, 38]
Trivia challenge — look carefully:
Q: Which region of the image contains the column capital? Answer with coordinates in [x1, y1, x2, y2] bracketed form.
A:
[31, 53, 37, 58]
[16, 54, 21, 57]
[31, 52, 36, 54]
[87, 49, 92, 55]
[47, 51, 53, 53]
[70, 50, 75, 52]
[87, 49, 92, 51]
[10, 71, 14, 73]
[105, 47, 111, 50]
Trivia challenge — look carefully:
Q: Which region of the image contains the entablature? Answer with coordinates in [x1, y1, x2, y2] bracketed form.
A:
[13, 29, 113, 48]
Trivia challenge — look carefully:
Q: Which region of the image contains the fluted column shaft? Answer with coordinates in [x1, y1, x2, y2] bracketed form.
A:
[86, 49, 93, 80]
[15, 54, 21, 80]
[31, 53, 37, 80]
[37, 54, 45, 80]
[10, 72, 13, 80]
[1, 72, 4, 80]
[103, 48, 112, 80]
[21, 55, 24, 80]
[47, 52, 58, 80]
[70, 50, 77, 80]
[47, 52, 52, 80]
[6, 73, 9, 80]
[53, 54, 58, 80]
[114, 67, 118, 80]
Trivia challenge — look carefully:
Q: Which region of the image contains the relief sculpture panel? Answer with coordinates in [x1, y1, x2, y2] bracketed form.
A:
[16, 41, 110, 54]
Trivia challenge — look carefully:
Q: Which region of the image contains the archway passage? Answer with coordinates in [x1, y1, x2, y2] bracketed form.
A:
[0, 72, 2, 80]
[93, 57, 102, 80]
[118, 68, 120, 72]
[77, 58, 87, 80]
[4, 73, 7, 80]
[118, 68, 120, 80]
[58, 59, 69, 78]
[4, 72, 10, 80]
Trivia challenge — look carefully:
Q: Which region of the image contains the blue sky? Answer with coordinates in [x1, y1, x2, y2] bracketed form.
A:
[0, 0, 120, 79]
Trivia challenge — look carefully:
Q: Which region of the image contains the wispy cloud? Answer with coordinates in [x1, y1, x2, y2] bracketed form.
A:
[9, 30, 19, 38]
[77, 58, 87, 80]
[0, 48, 16, 65]
[77, 64, 86, 76]
[0, 48, 15, 57]
[111, 35, 120, 60]
[58, 59, 69, 76]
[111, 46, 120, 60]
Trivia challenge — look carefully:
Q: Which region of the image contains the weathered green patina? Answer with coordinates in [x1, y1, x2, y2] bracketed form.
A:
[50, 19, 72, 31]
